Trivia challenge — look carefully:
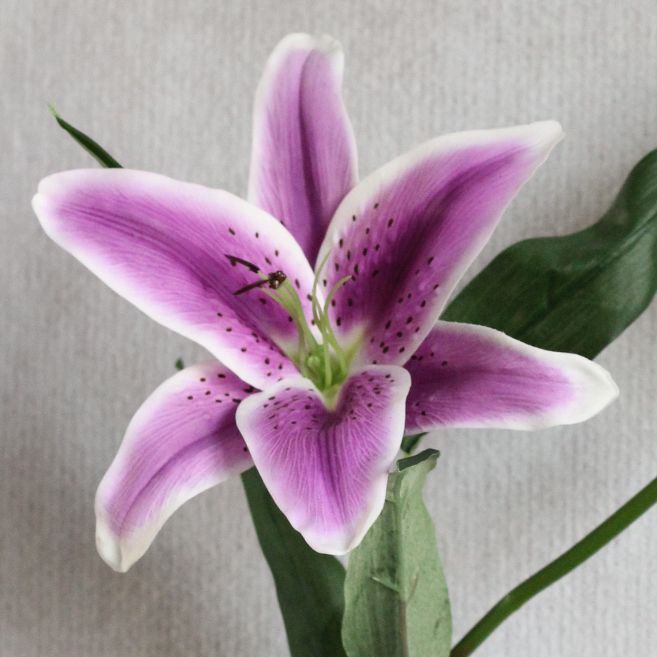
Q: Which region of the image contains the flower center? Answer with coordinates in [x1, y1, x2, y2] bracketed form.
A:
[228, 253, 353, 395]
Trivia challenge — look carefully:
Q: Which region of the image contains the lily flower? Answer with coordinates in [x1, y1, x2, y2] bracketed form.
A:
[33, 33, 618, 572]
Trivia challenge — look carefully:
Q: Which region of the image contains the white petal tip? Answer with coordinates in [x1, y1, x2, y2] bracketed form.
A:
[581, 361, 620, 416]
[301, 499, 388, 555]
[274, 32, 343, 57]
[302, 522, 370, 554]
[532, 119, 564, 139]
[31, 193, 43, 219]
[514, 357, 618, 430]
[32, 188, 49, 214]
[32, 192, 56, 237]
[303, 532, 361, 556]
[299, 472, 391, 556]
[95, 518, 134, 573]
[540, 359, 618, 429]
[526, 120, 564, 154]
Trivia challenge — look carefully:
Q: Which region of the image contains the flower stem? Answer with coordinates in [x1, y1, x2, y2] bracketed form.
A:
[451, 472, 657, 657]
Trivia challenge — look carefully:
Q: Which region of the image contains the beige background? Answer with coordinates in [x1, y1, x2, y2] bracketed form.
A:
[3, 1, 657, 655]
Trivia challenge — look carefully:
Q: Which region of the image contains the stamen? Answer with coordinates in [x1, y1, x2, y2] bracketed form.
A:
[225, 253, 288, 296]
[225, 254, 260, 273]
[225, 251, 353, 391]
[267, 271, 287, 290]
[233, 278, 271, 295]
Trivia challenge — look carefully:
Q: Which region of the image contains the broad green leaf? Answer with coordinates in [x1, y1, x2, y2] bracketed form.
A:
[242, 469, 347, 657]
[342, 449, 451, 657]
[52, 115, 347, 657]
[443, 148, 657, 358]
[49, 106, 122, 168]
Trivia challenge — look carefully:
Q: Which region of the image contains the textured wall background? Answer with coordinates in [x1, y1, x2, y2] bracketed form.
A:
[3, 1, 657, 655]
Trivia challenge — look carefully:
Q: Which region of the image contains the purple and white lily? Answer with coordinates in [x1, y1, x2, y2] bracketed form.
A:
[34, 34, 618, 572]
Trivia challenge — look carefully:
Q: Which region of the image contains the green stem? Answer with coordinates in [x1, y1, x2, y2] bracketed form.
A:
[451, 472, 657, 657]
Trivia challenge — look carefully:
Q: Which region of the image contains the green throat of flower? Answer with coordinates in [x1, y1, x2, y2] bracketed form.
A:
[229, 254, 355, 396]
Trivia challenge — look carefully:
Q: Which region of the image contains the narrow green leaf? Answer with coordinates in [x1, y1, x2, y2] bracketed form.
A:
[443, 148, 657, 358]
[242, 468, 347, 657]
[342, 449, 451, 657]
[48, 106, 122, 168]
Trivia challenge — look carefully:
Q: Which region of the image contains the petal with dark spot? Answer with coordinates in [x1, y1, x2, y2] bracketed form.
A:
[95, 362, 254, 572]
[236, 365, 411, 554]
[405, 322, 618, 432]
[317, 122, 563, 366]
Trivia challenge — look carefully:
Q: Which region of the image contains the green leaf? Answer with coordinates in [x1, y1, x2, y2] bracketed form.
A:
[49, 106, 122, 168]
[174, 357, 185, 371]
[342, 449, 451, 657]
[443, 148, 657, 358]
[241, 468, 348, 657]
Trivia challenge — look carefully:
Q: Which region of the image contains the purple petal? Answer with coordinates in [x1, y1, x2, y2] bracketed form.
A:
[33, 169, 318, 388]
[405, 322, 618, 432]
[95, 362, 254, 572]
[249, 33, 358, 264]
[317, 122, 563, 366]
[236, 365, 411, 554]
